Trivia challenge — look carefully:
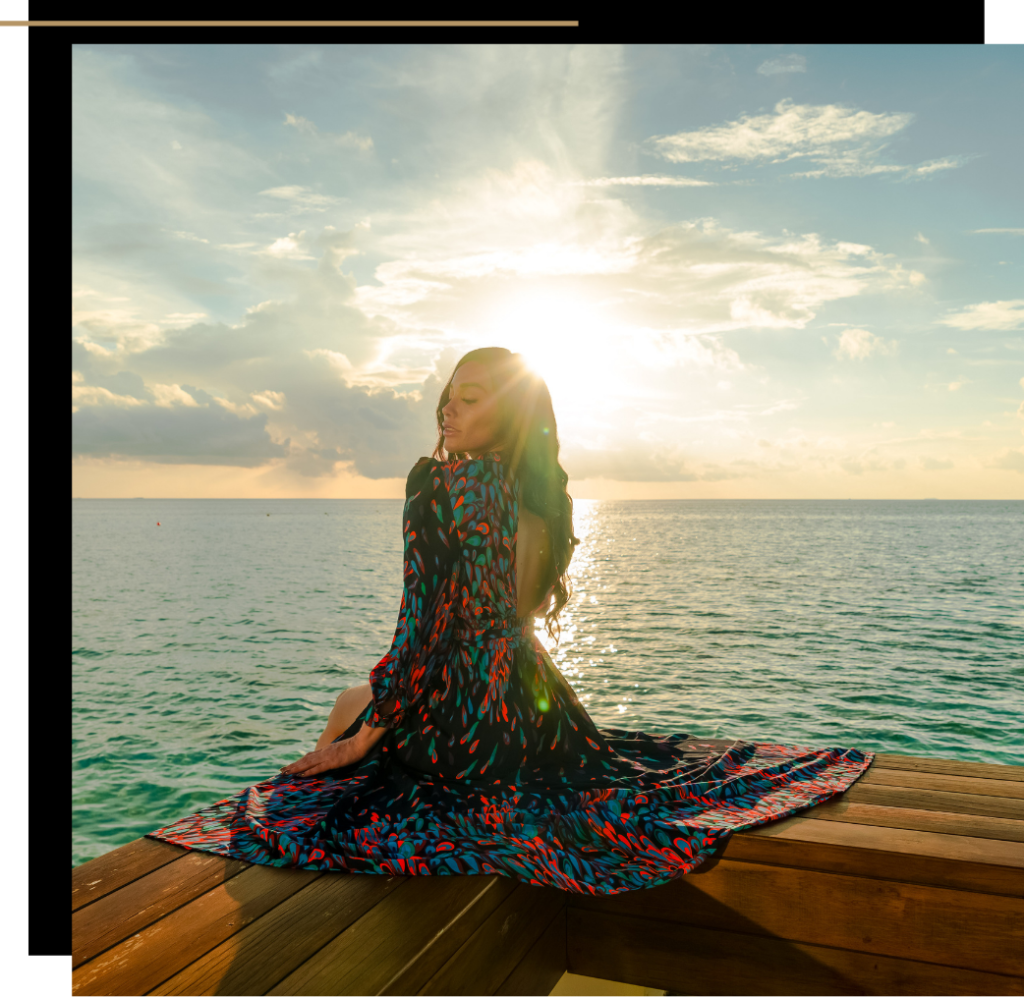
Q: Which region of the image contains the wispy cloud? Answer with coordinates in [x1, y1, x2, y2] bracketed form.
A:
[258, 185, 344, 211]
[972, 228, 1024, 234]
[647, 99, 909, 163]
[757, 54, 807, 76]
[644, 99, 970, 180]
[167, 230, 208, 244]
[561, 446, 700, 482]
[566, 175, 714, 187]
[283, 112, 373, 151]
[990, 449, 1024, 473]
[939, 299, 1024, 331]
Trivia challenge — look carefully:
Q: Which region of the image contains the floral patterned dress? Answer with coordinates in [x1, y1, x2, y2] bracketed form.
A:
[147, 452, 873, 894]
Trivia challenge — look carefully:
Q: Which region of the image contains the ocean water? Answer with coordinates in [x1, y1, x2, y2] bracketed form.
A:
[72, 498, 1024, 868]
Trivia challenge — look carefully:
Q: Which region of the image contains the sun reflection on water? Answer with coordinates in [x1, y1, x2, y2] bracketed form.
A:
[535, 499, 613, 712]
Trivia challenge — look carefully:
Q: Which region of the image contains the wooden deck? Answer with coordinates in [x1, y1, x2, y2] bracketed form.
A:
[72, 753, 1024, 996]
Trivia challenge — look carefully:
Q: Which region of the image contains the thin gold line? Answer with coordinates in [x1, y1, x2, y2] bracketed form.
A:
[0, 20, 579, 26]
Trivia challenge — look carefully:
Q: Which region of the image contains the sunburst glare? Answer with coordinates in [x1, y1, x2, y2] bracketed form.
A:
[484, 292, 622, 430]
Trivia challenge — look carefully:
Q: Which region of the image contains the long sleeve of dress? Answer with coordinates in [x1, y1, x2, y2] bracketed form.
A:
[363, 457, 459, 730]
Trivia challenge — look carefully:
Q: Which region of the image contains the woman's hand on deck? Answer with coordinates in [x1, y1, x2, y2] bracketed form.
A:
[280, 723, 386, 777]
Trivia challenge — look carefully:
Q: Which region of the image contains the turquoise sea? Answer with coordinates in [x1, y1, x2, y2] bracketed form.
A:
[72, 498, 1024, 868]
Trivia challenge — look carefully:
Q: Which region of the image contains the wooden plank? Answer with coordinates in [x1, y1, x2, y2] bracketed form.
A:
[419, 882, 565, 995]
[743, 810, 1024, 869]
[150, 872, 404, 996]
[72, 837, 187, 912]
[873, 753, 1024, 783]
[726, 819, 1024, 897]
[741, 813, 1024, 868]
[494, 905, 567, 997]
[568, 908, 1024, 996]
[268, 874, 517, 996]
[804, 799, 1024, 842]
[73, 850, 249, 967]
[859, 766, 1024, 800]
[844, 781, 1024, 820]
[71, 864, 322, 996]
[567, 859, 1024, 977]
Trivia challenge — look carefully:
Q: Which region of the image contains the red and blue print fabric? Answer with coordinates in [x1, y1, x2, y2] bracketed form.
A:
[147, 452, 873, 894]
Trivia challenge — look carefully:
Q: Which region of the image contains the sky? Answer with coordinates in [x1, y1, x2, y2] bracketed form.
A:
[71, 44, 1024, 499]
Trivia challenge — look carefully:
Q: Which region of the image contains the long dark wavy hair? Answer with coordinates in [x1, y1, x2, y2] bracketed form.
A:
[433, 347, 580, 642]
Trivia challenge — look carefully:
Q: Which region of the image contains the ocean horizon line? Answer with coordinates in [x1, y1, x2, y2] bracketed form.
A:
[71, 496, 1022, 502]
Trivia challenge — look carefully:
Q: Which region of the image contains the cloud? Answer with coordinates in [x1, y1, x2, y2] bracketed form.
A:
[757, 55, 807, 76]
[72, 399, 290, 466]
[698, 464, 748, 481]
[920, 456, 954, 470]
[72, 362, 150, 404]
[76, 48, 997, 490]
[73, 48, 278, 228]
[283, 112, 373, 151]
[283, 112, 318, 135]
[627, 221, 923, 333]
[374, 44, 628, 180]
[71, 384, 146, 413]
[644, 99, 969, 181]
[989, 449, 1024, 473]
[72, 303, 164, 355]
[839, 454, 899, 475]
[70, 134, 928, 488]
[358, 193, 924, 345]
[261, 232, 315, 260]
[71, 244, 445, 479]
[72, 214, 449, 478]
[167, 230, 208, 244]
[561, 447, 699, 482]
[834, 328, 898, 359]
[646, 99, 908, 164]
[258, 186, 345, 212]
[251, 390, 286, 411]
[162, 312, 209, 327]
[268, 49, 324, 82]
[915, 232, 930, 245]
[150, 383, 201, 407]
[972, 228, 1024, 235]
[938, 299, 1024, 331]
[566, 175, 714, 187]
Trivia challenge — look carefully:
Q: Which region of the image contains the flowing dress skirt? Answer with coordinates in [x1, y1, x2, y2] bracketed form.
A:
[148, 635, 872, 895]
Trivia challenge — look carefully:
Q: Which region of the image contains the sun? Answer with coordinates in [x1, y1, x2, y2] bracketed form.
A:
[484, 291, 619, 424]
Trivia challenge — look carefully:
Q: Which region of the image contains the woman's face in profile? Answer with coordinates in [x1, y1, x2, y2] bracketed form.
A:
[442, 360, 502, 457]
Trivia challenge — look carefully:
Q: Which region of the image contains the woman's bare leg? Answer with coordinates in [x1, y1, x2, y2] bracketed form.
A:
[315, 683, 373, 750]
